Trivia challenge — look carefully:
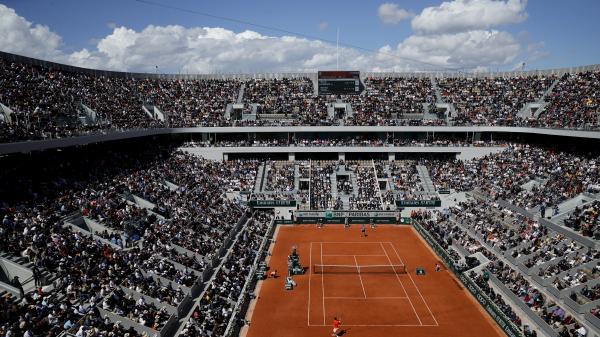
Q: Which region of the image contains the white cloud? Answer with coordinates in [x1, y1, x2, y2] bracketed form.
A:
[526, 41, 549, 62]
[412, 0, 528, 34]
[318, 21, 329, 31]
[378, 3, 414, 24]
[376, 30, 521, 70]
[77, 24, 484, 73]
[0, 3, 538, 73]
[0, 4, 62, 59]
[78, 25, 353, 73]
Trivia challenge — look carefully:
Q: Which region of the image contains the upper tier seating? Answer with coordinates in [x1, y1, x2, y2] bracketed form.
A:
[1, 53, 599, 143]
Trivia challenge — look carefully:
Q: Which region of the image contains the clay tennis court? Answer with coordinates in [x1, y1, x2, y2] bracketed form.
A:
[244, 224, 504, 337]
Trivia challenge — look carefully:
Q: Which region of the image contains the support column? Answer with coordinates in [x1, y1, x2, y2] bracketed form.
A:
[223, 153, 229, 161]
[388, 153, 395, 162]
[338, 152, 345, 162]
[288, 152, 295, 161]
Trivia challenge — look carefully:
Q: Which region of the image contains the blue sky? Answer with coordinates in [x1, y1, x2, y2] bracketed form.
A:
[0, 0, 598, 73]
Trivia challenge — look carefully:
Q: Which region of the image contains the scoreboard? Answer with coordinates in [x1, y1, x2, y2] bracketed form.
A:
[318, 71, 364, 95]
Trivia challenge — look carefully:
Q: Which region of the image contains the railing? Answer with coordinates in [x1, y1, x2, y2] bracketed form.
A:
[259, 162, 267, 192]
[2, 126, 600, 157]
[371, 160, 385, 208]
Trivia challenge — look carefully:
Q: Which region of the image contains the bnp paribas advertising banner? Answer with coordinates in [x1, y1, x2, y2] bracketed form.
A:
[294, 210, 411, 224]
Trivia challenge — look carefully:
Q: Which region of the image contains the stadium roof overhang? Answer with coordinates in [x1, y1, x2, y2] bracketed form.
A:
[1, 126, 599, 156]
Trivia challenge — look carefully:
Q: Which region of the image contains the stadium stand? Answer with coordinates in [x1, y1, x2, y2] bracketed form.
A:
[178, 211, 272, 337]
[343, 77, 435, 126]
[437, 75, 556, 126]
[541, 71, 600, 129]
[5, 138, 600, 337]
[1, 52, 600, 145]
[0, 144, 260, 337]
[4, 50, 600, 337]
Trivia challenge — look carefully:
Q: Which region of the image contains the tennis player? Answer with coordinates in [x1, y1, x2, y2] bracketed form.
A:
[360, 223, 366, 237]
[331, 317, 342, 337]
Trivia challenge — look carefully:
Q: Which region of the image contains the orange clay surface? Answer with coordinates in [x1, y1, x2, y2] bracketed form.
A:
[245, 224, 505, 337]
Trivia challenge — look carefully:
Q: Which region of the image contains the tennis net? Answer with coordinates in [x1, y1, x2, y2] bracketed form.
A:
[313, 264, 406, 274]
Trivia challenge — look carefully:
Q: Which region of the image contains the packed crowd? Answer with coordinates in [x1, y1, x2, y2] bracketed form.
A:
[389, 161, 423, 200]
[580, 282, 600, 302]
[248, 192, 296, 202]
[309, 162, 335, 210]
[101, 288, 171, 329]
[489, 260, 588, 337]
[122, 269, 186, 307]
[538, 249, 599, 281]
[243, 78, 315, 119]
[438, 75, 555, 126]
[418, 212, 527, 328]
[541, 71, 600, 129]
[337, 177, 353, 195]
[419, 206, 591, 337]
[232, 158, 456, 211]
[264, 162, 295, 192]
[418, 211, 496, 266]
[144, 79, 239, 128]
[348, 163, 382, 210]
[450, 200, 545, 252]
[427, 145, 600, 212]
[0, 148, 264, 337]
[2, 54, 600, 144]
[563, 201, 600, 238]
[556, 264, 600, 291]
[183, 138, 506, 148]
[471, 271, 525, 330]
[179, 211, 272, 337]
[0, 57, 163, 143]
[517, 233, 582, 270]
[343, 77, 435, 126]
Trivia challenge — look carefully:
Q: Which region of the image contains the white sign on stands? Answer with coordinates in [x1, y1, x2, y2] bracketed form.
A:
[296, 211, 322, 217]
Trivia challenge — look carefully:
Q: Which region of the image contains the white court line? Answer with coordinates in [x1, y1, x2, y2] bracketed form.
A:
[380, 242, 422, 326]
[318, 241, 384, 244]
[385, 241, 406, 265]
[309, 324, 438, 327]
[320, 242, 326, 325]
[324, 296, 408, 299]
[388, 242, 439, 326]
[308, 242, 312, 326]
[322, 254, 387, 257]
[354, 255, 367, 298]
